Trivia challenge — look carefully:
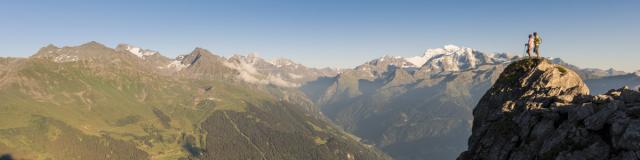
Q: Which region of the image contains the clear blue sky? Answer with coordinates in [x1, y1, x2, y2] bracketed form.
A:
[1, 0, 639, 71]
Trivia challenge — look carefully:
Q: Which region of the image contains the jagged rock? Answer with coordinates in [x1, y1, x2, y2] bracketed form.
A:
[611, 151, 640, 160]
[555, 141, 610, 160]
[627, 106, 640, 117]
[569, 103, 594, 122]
[573, 94, 594, 104]
[458, 58, 640, 160]
[618, 120, 640, 150]
[555, 95, 575, 103]
[621, 88, 640, 103]
[608, 111, 630, 136]
[593, 95, 614, 104]
[584, 101, 618, 130]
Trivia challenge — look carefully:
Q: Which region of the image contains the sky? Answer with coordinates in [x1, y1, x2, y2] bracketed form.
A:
[1, 0, 639, 71]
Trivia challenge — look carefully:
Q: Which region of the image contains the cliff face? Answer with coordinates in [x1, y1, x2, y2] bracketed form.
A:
[459, 58, 640, 160]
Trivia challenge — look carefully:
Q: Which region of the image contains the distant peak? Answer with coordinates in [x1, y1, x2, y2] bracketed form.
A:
[191, 47, 211, 54]
[115, 43, 135, 50]
[116, 43, 158, 58]
[116, 43, 131, 47]
[247, 53, 259, 58]
[273, 58, 294, 63]
[180, 47, 224, 65]
[424, 44, 470, 56]
[270, 58, 297, 67]
[32, 44, 62, 58]
[443, 44, 462, 51]
[187, 47, 214, 57]
[403, 44, 476, 67]
[44, 44, 59, 49]
[79, 41, 107, 48]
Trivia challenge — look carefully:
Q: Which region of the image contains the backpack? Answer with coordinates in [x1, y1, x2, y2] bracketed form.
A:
[534, 36, 542, 45]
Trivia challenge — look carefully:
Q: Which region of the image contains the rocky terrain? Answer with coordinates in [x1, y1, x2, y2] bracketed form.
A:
[459, 58, 640, 160]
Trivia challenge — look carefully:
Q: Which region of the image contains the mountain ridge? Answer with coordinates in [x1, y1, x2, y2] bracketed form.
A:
[20, 42, 630, 82]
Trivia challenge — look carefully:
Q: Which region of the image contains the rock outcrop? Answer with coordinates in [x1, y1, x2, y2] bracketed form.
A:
[459, 58, 640, 160]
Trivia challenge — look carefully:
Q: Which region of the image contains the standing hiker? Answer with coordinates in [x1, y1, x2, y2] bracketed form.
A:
[527, 34, 534, 58]
[533, 32, 542, 58]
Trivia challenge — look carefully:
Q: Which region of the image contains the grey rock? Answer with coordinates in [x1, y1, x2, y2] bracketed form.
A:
[593, 95, 614, 104]
[555, 141, 610, 160]
[556, 95, 575, 103]
[621, 88, 640, 103]
[609, 111, 630, 136]
[610, 151, 640, 160]
[584, 101, 618, 130]
[627, 106, 640, 117]
[458, 59, 640, 160]
[569, 103, 594, 122]
[573, 94, 594, 104]
[618, 120, 640, 150]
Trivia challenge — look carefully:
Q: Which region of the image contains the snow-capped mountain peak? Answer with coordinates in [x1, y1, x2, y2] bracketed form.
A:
[117, 44, 158, 59]
[231, 53, 300, 69]
[270, 58, 296, 67]
[166, 55, 189, 71]
[362, 45, 512, 75]
[443, 44, 462, 51]
[418, 45, 510, 72]
[404, 56, 430, 68]
[405, 44, 473, 66]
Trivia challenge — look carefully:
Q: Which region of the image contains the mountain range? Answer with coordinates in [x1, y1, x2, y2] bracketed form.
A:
[0, 42, 388, 160]
[0, 42, 635, 160]
[301, 44, 633, 159]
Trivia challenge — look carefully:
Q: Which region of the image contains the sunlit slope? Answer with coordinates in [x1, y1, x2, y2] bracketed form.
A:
[0, 55, 388, 159]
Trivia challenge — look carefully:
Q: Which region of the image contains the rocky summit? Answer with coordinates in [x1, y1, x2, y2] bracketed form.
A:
[459, 58, 640, 160]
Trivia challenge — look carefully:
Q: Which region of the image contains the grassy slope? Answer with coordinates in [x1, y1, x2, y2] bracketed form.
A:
[0, 59, 272, 159]
[0, 58, 389, 160]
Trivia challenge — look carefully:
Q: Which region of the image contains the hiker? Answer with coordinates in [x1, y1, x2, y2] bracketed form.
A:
[533, 32, 542, 58]
[527, 34, 534, 58]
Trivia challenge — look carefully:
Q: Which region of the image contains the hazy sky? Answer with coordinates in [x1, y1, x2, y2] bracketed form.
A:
[1, 0, 639, 71]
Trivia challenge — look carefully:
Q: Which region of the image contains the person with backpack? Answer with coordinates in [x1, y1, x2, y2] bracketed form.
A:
[533, 32, 542, 58]
[527, 34, 534, 58]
